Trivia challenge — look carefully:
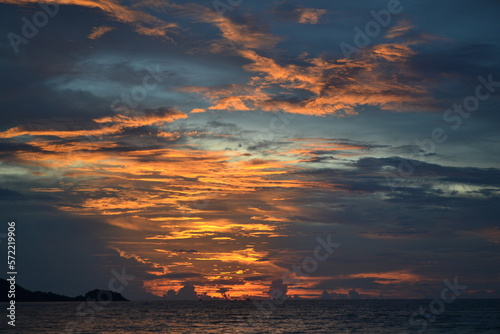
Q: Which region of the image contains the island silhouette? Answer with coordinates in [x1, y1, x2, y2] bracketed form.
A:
[0, 277, 128, 302]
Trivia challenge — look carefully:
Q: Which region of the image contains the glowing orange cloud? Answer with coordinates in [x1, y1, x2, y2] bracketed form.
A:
[0, 109, 187, 139]
[0, 0, 178, 39]
[182, 20, 436, 116]
[183, 3, 281, 50]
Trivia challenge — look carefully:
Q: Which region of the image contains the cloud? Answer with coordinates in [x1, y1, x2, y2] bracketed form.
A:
[1, 0, 499, 301]
[186, 43, 432, 115]
[112, 247, 169, 276]
[181, 21, 438, 116]
[2, 122, 499, 298]
[94, 107, 188, 128]
[163, 273, 204, 279]
[244, 275, 272, 282]
[216, 287, 230, 299]
[268, 279, 288, 299]
[0, 108, 187, 139]
[179, 3, 281, 50]
[88, 26, 115, 39]
[348, 289, 359, 299]
[271, 3, 326, 24]
[190, 108, 206, 113]
[296, 8, 326, 24]
[1, 0, 178, 39]
[385, 20, 414, 39]
[164, 283, 199, 300]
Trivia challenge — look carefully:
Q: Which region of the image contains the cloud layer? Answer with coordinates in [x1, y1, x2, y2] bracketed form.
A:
[0, 0, 499, 300]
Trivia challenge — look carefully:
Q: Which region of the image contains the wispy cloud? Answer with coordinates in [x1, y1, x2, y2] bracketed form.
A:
[1, 0, 178, 39]
[185, 25, 435, 116]
[0, 108, 187, 139]
[296, 8, 326, 24]
[88, 26, 115, 39]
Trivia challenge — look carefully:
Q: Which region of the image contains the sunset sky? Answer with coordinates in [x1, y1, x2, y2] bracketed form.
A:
[0, 0, 499, 300]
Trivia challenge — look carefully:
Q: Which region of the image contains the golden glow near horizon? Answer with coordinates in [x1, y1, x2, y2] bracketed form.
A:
[0, 110, 483, 298]
[0, 115, 349, 298]
[3, 129, 421, 299]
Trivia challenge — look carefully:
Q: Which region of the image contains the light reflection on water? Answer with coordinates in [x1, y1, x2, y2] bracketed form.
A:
[1, 299, 499, 333]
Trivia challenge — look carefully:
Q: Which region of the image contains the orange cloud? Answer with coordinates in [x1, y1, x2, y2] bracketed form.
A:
[112, 246, 170, 275]
[0, 108, 187, 139]
[296, 8, 326, 24]
[176, 3, 281, 50]
[94, 108, 187, 127]
[88, 26, 115, 39]
[182, 20, 435, 116]
[185, 44, 431, 115]
[0, 0, 178, 39]
[146, 218, 279, 240]
[385, 20, 414, 39]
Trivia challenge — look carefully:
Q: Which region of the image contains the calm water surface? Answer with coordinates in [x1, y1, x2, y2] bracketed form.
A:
[1, 300, 499, 333]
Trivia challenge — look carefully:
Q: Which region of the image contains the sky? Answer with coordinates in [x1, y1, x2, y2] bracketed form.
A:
[0, 0, 499, 300]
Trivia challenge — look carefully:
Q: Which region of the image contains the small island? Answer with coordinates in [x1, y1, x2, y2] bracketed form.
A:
[0, 278, 128, 302]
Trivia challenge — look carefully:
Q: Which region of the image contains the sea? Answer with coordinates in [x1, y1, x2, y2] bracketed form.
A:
[1, 299, 499, 333]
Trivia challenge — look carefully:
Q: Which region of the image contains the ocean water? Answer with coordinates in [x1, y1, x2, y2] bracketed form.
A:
[1, 299, 499, 333]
